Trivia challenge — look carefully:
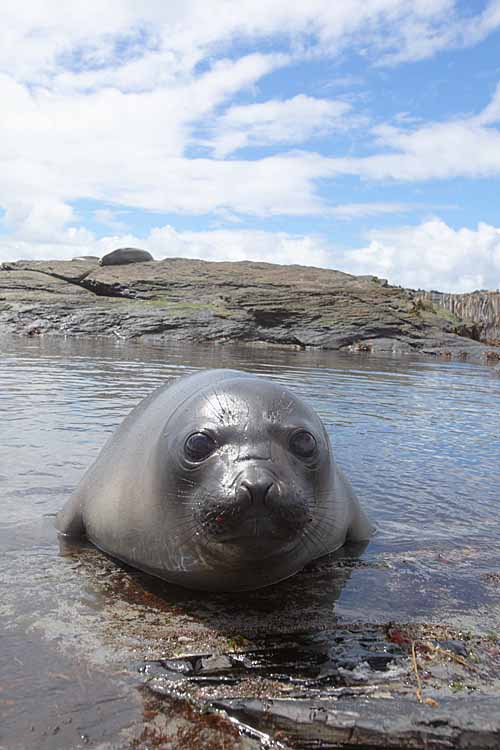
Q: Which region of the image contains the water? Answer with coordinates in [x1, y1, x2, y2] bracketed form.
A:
[1, 335, 499, 748]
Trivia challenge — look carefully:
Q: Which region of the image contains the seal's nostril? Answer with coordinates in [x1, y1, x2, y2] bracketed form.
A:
[236, 482, 253, 505]
[263, 481, 279, 506]
[238, 479, 276, 505]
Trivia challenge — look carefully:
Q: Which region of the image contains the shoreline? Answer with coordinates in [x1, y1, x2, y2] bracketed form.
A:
[1, 257, 499, 365]
[2, 322, 499, 749]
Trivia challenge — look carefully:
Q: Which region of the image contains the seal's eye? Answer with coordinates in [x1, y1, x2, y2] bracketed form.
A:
[184, 432, 216, 462]
[289, 430, 317, 459]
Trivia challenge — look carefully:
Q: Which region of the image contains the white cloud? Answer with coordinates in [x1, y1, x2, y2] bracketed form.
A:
[146, 226, 333, 266]
[332, 202, 409, 219]
[0, 198, 94, 261]
[209, 95, 352, 156]
[1, 1, 484, 86]
[375, 0, 500, 65]
[93, 208, 129, 232]
[0, 220, 333, 268]
[0, 0, 499, 231]
[3, 38, 499, 231]
[0, 53, 308, 220]
[7, 199, 75, 242]
[346, 219, 500, 292]
[474, 81, 500, 126]
[325, 85, 500, 181]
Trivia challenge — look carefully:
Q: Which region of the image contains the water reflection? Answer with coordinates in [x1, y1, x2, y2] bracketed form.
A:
[58, 536, 369, 634]
[1, 334, 499, 746]
[1, 334, 498, 554]
[1, 331, 499, 620]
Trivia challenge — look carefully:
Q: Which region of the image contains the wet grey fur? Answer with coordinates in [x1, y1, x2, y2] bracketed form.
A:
[57, 369, 372, 591]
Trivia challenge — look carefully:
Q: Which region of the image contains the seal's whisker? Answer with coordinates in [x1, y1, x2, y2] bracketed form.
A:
[221, 388, 234, 423]
[301, 519, 339, 550]
[200, 389, 225, 423]
[301, 524, 326, 548]
[295, 528, 316, 557]
[171, 519, 206, 544]
[178, 476, 197, 486]
[212, 387, 229, 424]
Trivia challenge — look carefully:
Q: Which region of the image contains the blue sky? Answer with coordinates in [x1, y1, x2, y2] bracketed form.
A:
[1, 0, 500, 291]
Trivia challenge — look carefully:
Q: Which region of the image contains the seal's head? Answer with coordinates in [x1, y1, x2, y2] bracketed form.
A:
[157, 376, 338, 585]
[58, 369, 372, 591]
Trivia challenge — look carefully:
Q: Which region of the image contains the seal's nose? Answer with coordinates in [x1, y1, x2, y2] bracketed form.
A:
[236, 468, 280, 506]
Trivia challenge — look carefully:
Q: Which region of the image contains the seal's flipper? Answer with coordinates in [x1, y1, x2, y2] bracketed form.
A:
[334, 464, 374, 542]
[56, 492, 85, 538]
[347, 503, 375, 541]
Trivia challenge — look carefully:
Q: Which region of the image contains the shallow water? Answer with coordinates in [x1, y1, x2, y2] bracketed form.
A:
[1, 335, 499, 747]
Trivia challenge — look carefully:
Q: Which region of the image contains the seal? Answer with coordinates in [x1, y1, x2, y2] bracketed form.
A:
[56, 369, 372, 591]
[99, 247, 154, 266]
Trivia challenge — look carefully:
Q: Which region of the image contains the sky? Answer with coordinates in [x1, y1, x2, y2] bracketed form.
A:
[1, 1, 500, 292]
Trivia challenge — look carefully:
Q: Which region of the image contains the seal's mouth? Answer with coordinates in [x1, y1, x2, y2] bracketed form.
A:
[200, 497, 311, 547]
[196, 464, 312, 548]
[211, 514, 294, 543]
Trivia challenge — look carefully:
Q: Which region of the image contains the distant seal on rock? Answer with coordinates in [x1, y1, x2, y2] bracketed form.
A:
[56, 369, 372, 591]
[100, 247, 154, 266]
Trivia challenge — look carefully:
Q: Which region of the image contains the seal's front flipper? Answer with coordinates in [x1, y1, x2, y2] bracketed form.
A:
[334, 464, 375, 542]
[347, 503, 375, 542]
[56, 492, 85, 538]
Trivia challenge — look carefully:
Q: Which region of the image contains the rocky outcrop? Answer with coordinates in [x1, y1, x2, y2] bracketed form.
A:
[416, 290, 500, 345]
[100, 247, 154, 266]
[0, 257, 498, 361]
[213, 695, 500, 748]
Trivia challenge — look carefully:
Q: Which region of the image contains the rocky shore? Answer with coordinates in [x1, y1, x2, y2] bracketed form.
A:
[415, 289, 500, 345]
[1, 256, 499, 362]
[2, 260, 499, 749]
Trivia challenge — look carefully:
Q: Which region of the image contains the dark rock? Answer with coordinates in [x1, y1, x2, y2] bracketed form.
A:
[435, 639, 468, 657]
[415, 290, 500, 345]
[211, 695, 500, 749]
[141, 621, 500, 749]
[0, 258, 498, 362]
[100, 247, 154, 266]
[145, 627, 406, 689]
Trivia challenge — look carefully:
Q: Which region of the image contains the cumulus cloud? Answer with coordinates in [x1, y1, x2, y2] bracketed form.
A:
[5, 199, 76, 242]
[345, 219, 500, 292]
[93, 208, 129, 232]
[0, 56, 319, 219]
[1, 0, 499, 226]
[3, 32, 500, 231]
[209, 95, 353, 157]
[146, 226, 333, 267]
[374, 0, 500, 65]
[324, 85, 500, 181]
[1, 1, 485, 85]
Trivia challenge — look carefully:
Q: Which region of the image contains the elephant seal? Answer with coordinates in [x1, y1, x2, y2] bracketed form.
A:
[100, 247, 154, 266]
[57, 370, 372, 591]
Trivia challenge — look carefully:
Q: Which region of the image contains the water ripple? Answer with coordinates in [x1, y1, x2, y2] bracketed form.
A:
[1, 336, 498, 551]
